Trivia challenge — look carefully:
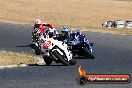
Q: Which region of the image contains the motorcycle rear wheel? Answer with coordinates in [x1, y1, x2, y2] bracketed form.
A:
[43, 56, 52, 66]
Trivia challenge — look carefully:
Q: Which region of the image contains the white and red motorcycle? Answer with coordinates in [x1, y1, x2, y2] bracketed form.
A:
[40, 34, 76, 66]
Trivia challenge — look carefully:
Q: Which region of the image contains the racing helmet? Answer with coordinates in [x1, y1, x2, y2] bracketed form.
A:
[61, 26, 70, 32]
[44, 29, 54, 38]
[61, 26, 70, 36]
[71, 31, 76, 35]
[76, 30, 81, 36]
[81, 34, 85, 37]
[35, 19, 42, 25]
[32, 28, 41, 39]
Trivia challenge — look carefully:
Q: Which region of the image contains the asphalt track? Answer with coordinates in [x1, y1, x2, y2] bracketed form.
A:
[0, 23, 132, 88]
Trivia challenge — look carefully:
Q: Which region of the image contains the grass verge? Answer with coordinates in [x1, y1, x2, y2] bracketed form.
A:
[0, 51, 38, 66]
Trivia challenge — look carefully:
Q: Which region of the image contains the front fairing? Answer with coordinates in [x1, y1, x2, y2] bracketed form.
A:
[76, 36, 93, 49]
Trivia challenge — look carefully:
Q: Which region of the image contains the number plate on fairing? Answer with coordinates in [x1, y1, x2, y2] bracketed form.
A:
[43, 40, 52, 49]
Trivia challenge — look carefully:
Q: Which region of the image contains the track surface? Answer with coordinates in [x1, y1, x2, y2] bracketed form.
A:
[0, 23, 132, 88]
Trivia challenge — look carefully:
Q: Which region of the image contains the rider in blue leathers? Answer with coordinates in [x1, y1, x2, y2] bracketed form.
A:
[78, 34, 93, 52]
[57, 27, 85, 42]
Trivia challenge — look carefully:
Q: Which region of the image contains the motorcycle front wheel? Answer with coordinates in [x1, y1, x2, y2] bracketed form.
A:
[52, 50, 70, 66]
[83, 47, 95, 59]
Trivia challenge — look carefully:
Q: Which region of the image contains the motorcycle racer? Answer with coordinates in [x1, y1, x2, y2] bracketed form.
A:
[33, 19, 55, 34]
[31, 19, 56, 55]
[42, 22, 57, 39]
[70, 30, 81, 41]
[56, 27, 82, 42]
[33, 19, 45, 33]
[56, 26, 71, 41]
[78, 34, 93, 52]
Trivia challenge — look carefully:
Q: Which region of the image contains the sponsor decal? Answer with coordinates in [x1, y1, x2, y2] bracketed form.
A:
[43, 40, 51, 49]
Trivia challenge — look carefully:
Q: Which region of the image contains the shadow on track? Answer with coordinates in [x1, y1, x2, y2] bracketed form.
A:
[27, 64, 68, 67]
[16, 44, 31, 48]
[75, 57, 94, 59]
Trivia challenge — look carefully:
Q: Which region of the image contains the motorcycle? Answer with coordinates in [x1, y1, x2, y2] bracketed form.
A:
[40, 34, 76, 66]
[30, 28, 61, 55]
[67, 34, 95, 59]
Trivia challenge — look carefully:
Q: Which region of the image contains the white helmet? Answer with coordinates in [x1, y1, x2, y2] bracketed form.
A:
[35, 19, 42, 24]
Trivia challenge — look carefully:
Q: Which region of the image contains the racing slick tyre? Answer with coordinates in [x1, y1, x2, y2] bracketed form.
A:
[79, 76, 87, 85]
[69, 57, 76, 65]
[43, 56, 52, 66]
[35, 49, 41, 55]
[83, 47, 95, 59]
[52, 50, 70, 66]
[30, 44, 35, 49]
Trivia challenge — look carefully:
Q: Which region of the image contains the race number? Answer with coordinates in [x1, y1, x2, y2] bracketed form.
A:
[43, 40, 51, 49]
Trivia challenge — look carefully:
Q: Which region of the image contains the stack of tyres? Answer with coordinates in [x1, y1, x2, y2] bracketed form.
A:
[102, 21, 113, 28]
[114, 20, 125, 28]
[126, 21, 132, 29]
[106, 21, 113, 28]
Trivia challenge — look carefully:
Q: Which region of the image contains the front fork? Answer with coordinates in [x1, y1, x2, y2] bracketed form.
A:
[87, 42, 94, 52]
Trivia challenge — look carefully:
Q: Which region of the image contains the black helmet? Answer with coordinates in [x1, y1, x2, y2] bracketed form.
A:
[81, 34, 85, 37]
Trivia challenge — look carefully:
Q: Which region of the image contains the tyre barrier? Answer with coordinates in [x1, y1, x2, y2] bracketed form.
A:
[102, 21, 107, 27]
[102, 21, 113, 28]
[102, 20, 132, 29]
[113, 20, 125, 28]
[107, 21, 113, 28]
[126, 21, 132, 29]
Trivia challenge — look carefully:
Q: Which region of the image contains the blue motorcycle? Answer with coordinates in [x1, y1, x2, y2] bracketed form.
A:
[68, 34, 95, 59]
